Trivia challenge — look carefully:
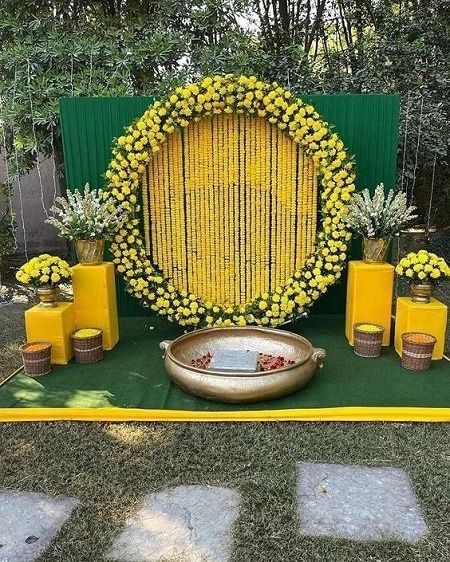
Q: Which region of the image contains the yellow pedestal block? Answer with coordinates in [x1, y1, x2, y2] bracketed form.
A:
[72, 262, 119, 350]
[25, 302, 75, 365]
[395, 297, 448, 360]
[345, 260, 394, 346]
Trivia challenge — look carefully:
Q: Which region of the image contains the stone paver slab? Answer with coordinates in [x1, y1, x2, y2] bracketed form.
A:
[0, 490, 79, 562]
[106, 485, 240, 562]
[297, 462, 428, 542]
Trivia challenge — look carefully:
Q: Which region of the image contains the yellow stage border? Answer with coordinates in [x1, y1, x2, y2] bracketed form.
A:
[1, 406, 450, 423]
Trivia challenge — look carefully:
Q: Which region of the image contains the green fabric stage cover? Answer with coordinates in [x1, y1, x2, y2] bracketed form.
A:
[1, 315, 449, 411]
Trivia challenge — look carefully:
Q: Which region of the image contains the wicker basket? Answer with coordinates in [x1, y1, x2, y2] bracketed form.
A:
[353, 323, 385, 358]
[71, 329, 104, 364]
[401, 332, 436, 371]
[21, 342, 52, 377]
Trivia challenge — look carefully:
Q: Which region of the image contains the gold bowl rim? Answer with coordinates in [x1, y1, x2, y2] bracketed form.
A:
[165, 326, 313, 378]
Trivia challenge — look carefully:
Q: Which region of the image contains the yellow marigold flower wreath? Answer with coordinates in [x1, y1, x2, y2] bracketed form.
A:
[106, 74, 356, 328]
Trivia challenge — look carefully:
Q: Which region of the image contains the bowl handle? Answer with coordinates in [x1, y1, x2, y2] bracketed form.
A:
[159, 340, 173, 356]
[311, 347, 326, 368]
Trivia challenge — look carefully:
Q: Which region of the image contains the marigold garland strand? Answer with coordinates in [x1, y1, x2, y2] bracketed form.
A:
[153, 149, 163, 268]
[238, 114, 246, 304]
[141, 166, 151, 254]
[185, 125, 194, 293]
[262, 119, 270, 291]
[231, 115, 240, 304]
[163, 136, 174, 281]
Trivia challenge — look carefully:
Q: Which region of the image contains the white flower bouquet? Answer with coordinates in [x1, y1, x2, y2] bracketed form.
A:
[46, 184, 127, 241]
[344, 184, 417, 239]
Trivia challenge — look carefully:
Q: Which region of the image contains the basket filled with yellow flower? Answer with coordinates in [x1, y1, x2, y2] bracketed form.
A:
[395, 250, 450, 303]
[15, 254, 72, 307]
[21, 342, 52, 377]
[401, 332, 437, 371]
[71, 328, 103, 364]
[353, 323, 385, 358]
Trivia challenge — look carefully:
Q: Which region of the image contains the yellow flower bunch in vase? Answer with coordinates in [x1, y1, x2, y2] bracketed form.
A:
[16, 254, 71, 307]
[395, 250, 450, 303]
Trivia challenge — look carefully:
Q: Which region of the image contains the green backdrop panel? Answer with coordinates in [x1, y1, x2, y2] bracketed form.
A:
[59, 94, 400, 317]
[59, 96, 155, 317]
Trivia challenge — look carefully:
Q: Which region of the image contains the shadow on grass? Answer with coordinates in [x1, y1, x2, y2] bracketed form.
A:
[0, 421, 449, 562]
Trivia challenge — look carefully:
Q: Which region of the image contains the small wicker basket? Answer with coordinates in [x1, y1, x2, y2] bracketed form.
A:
[71, 329, 104, 364]
[401, 332, 436, 371]
[353, 323, 385, 358]
[21, 342, 52, 377]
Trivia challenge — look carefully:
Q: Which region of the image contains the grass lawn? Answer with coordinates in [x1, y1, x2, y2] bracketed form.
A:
[0, 421, 449, 562]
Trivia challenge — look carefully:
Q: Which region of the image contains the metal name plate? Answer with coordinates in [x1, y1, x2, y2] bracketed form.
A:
[208, 349, 258, 372]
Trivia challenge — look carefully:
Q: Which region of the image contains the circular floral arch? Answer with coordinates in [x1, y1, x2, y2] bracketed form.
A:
[106, 74, 356, 328]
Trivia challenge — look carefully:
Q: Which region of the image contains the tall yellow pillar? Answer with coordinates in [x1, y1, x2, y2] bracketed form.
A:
[72, 263, 119, 350]
[395, 297, 448, 360]
[345, 260, 394, 346]
[25, 302, 75, 364]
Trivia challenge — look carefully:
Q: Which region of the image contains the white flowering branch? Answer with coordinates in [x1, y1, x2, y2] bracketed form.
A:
[46, 184, 128, 241]
[344, 184, 417, 238]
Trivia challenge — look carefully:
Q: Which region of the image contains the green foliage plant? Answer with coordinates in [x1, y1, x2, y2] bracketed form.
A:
[0, 183, 15, 257]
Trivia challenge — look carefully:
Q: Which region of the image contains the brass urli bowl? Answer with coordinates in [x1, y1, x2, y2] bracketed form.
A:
[160, 326, 326, 403]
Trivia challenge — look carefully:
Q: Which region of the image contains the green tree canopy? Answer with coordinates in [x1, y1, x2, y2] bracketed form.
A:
[0, 0, 448, 225]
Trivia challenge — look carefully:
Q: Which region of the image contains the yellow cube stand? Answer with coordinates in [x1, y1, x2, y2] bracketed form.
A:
[72, 262, 119, 350]
[345, 260, 394, 346]
[395, 297, 448, 360]
[25, 302, 75, 365]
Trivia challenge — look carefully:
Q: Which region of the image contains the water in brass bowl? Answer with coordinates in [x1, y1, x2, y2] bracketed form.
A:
[160, 326, 326, 403]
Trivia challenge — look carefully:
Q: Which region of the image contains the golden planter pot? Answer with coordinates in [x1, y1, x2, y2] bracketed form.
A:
[160, 326, 326, 403]
[36, 285, 59, 308]
[75, 239, 104, 265]
[410, 282, 433, 304]
[362, 237, 390, 263]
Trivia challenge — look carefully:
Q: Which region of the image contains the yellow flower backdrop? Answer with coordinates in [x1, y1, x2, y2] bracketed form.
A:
[106, 75, 356, 327]
[140, 115, 319, 305]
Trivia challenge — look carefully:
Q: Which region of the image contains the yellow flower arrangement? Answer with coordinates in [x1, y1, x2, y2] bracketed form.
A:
[16, 254, 71, 287]
[357, 324, 382, 332]
[73, 328, 101, 338]
[105, 74, 356, 328]
[396, 250, 450, 283]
